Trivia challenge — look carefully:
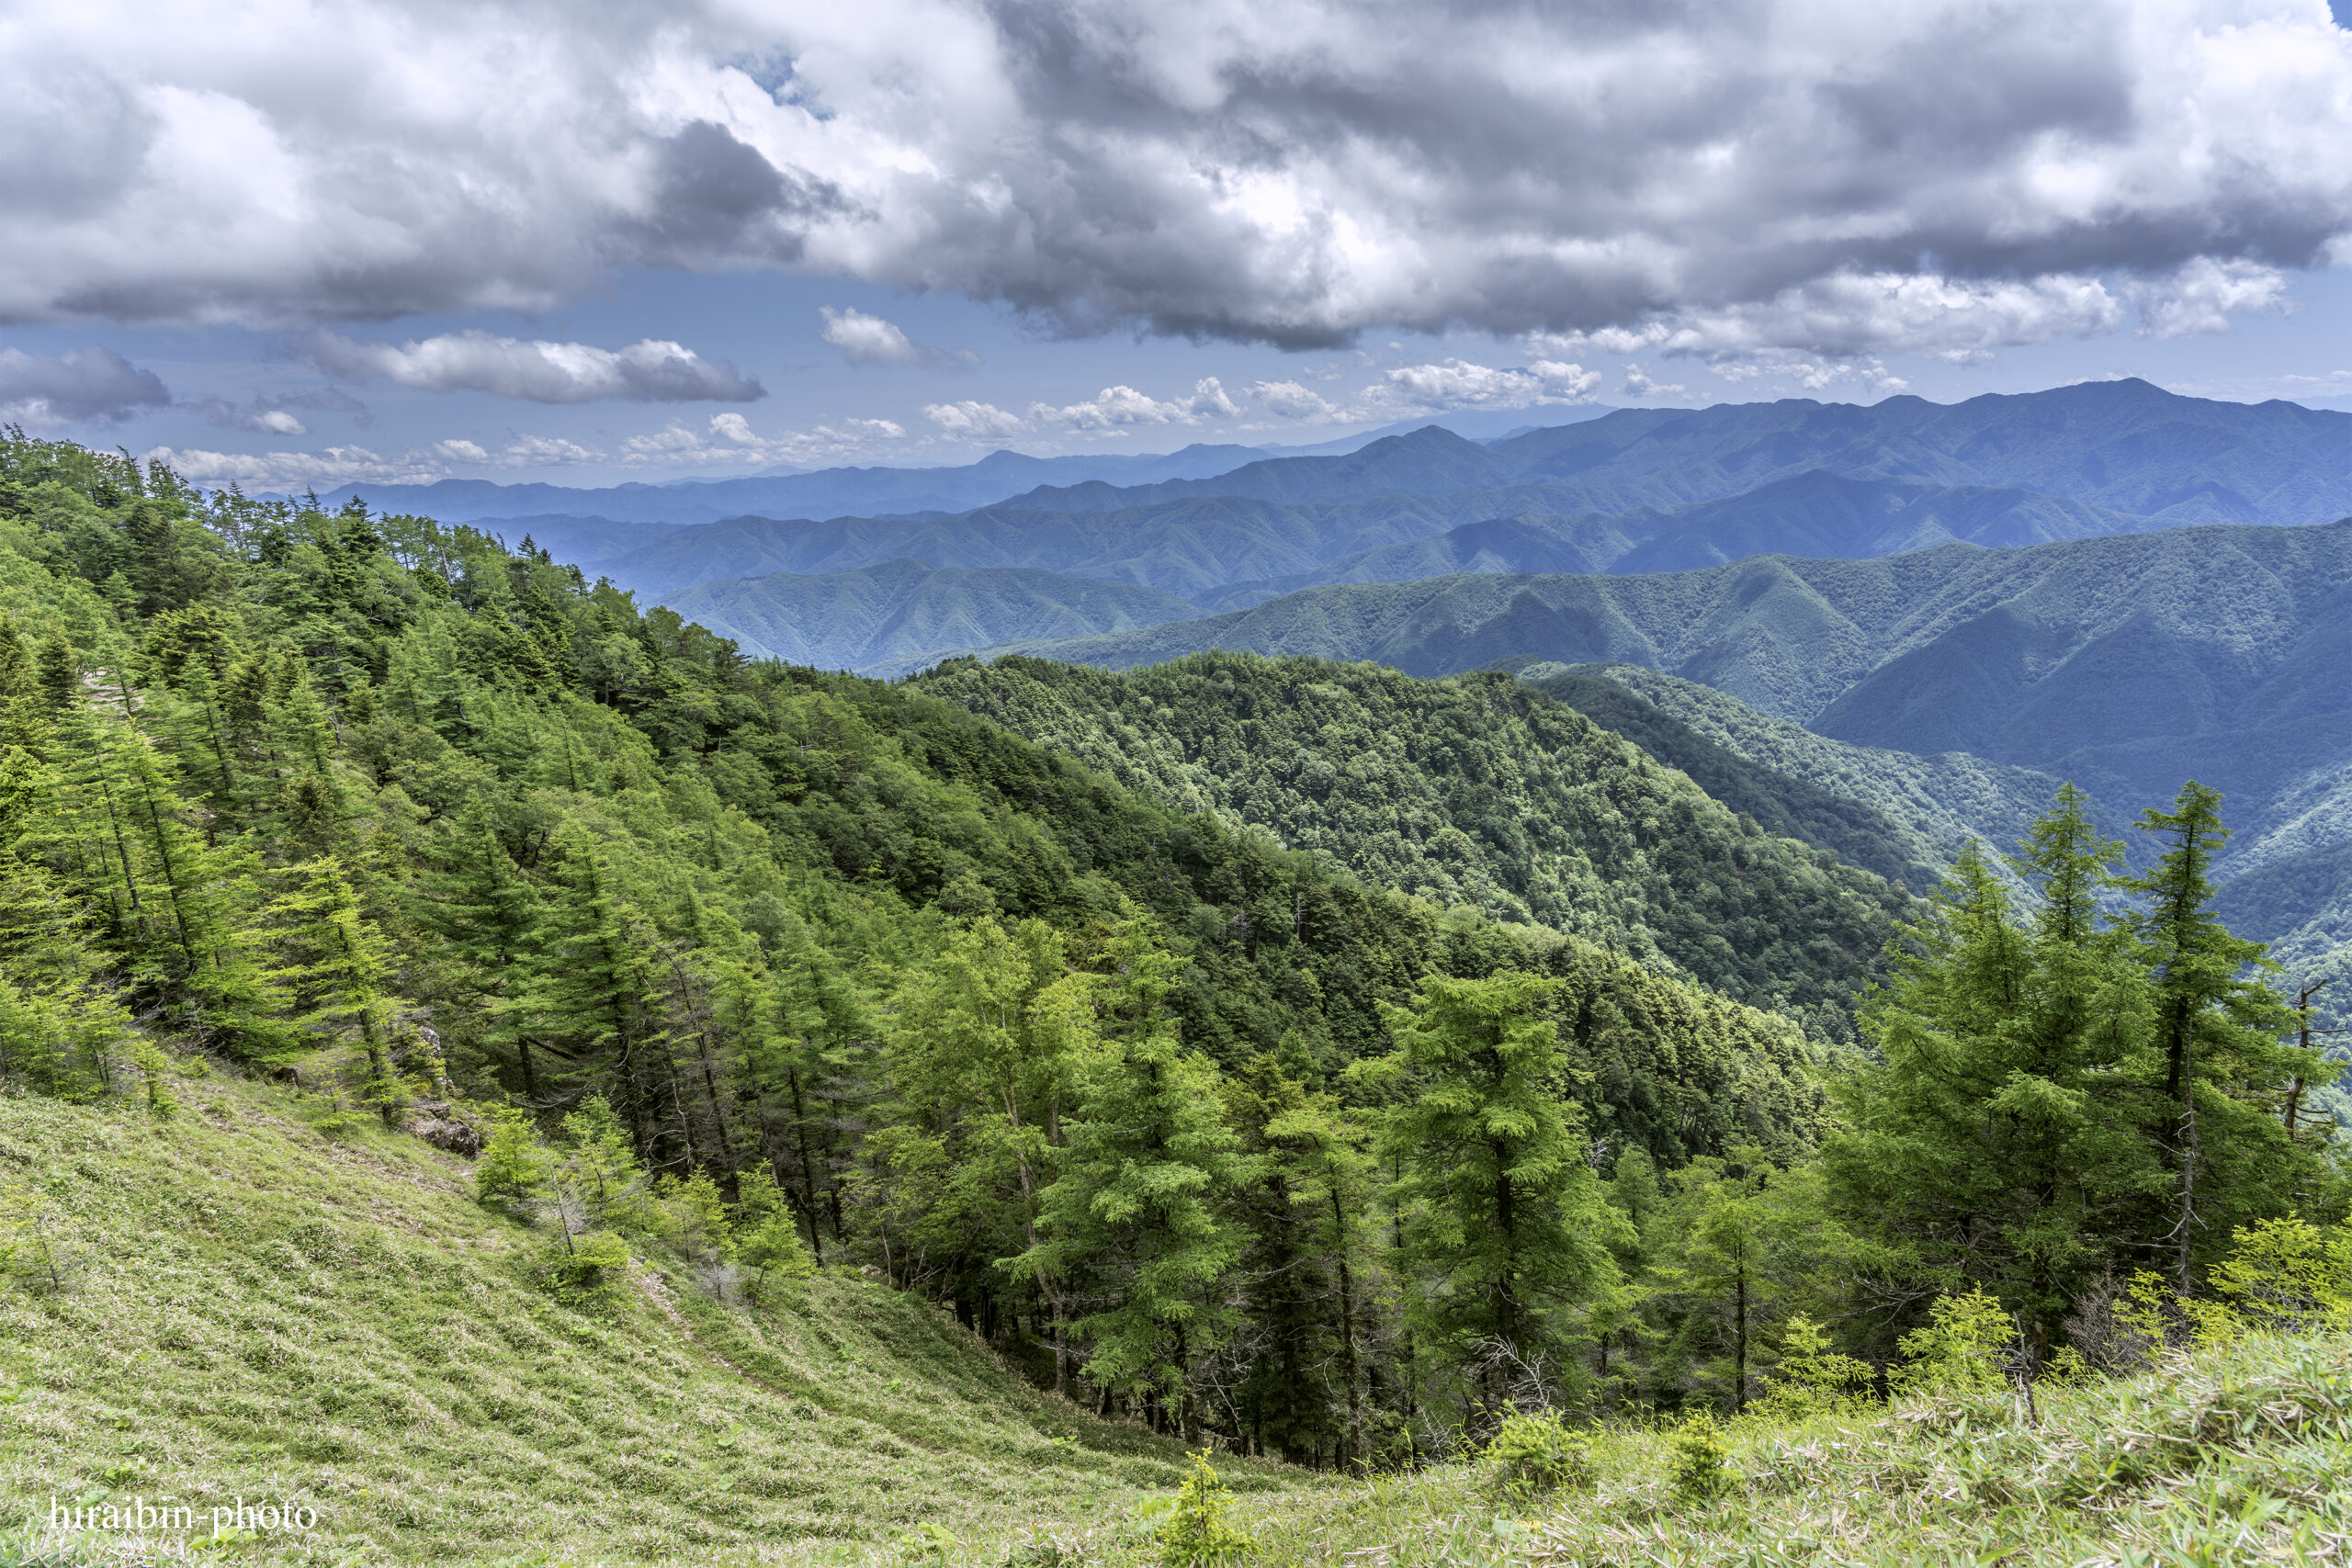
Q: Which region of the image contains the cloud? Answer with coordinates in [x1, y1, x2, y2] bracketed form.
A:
[1032, 378, 1238, 432]
[617, 412, 906, 468]
[189, 386, 371, 435]
[1246, 380, 1341, 422]
[0, 346, 168, 423]
[141, 445, 442, 490]
[922, 400, 1029, 439]
[6, 3, 2346, 357]
[1622, 365, 1688, 401]
[819, 307, 978, 367]
[301, 331, 763, 402]
[1371, 358, 1600, 412]
[433, 434, 605, 469]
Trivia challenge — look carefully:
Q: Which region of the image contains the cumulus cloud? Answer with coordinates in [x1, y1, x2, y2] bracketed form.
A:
[432, 434, 605, 468]
[4, 1, 2346, 358]
[1371, 359, 1601, 412]
[618, 412, 906, 468]
[1247, 380, 1341, 422]
[301, 331, 763, 402]
[1032, 378, 1238, 432]
[923, 400, 1029, 439]
[819, 307, 978, 367]
[0, 346, 168, 423]
[141, 445, 442, 490]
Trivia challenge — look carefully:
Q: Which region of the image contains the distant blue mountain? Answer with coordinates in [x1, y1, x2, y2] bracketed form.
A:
[317, 443, 1280, 525]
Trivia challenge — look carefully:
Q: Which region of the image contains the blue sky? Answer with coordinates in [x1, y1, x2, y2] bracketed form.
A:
[5, 1, 2351, 491]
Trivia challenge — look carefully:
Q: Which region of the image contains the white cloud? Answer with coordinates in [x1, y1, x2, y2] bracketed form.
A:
[0, 346, 168, 424]
[303, 330, 763, 402]
[1361, 358, 1601, 413]
[3, 1, 2344, 358]
[923, 400, 1029, 439]
[617, 412, 906, 468]
[1622, 365, 1687, 401]
[1032, 378, 1238, 432]
[2128, 258, 2293, 339]
[431, 434, 605, 468]
[188, 386, 369, 435]
[1247, 379, 1340, 421]
[141, 445, 441, 489]
[818, 306, 978, 367]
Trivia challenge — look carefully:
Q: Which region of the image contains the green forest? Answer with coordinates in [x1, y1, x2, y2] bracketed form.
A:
[4, 431, 2349, 1561]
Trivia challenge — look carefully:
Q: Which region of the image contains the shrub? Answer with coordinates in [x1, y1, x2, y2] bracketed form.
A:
[1668, 1411, 1733, 1503]
[1482, 1408, 1593, 1499]
[2211, 1217, 2352, 1336]
[1752, 1314, 1873, 1416]
[1894, 1288, 2016, 1396]
[474, 1106, 548, 1211]
[1155, 1450, 1250, 1568]
[545, 1231, 630, 1303]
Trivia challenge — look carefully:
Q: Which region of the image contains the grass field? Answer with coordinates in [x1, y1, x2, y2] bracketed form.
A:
[6, 1066, 2350, 1567]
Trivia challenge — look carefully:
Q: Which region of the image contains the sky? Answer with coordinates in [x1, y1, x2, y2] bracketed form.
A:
[5, 0, 2352, 491]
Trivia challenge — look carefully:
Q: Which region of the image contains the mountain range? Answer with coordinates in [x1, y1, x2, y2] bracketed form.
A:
[329, 378, 2352, 998]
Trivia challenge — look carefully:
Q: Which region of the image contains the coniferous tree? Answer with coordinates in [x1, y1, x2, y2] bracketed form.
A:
[1012, 923, 1242, 1439]
[2119, 782, 2323, 1290]
[266, 855, 405, 1121]
[1358, 971, 1623, 1408]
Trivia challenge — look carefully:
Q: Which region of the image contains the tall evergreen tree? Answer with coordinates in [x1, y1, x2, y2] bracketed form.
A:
[1358, 971, 1623, 1405]
[1012, 923, 1242, 1439]
[2119, 782, 2323, 1289]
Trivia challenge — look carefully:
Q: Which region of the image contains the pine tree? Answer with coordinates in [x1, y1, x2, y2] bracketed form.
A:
[1357, 971, 1622, 1404]
[409, 798, 548, 1097]
[2120, 783, 2319, 1290]
[1011, 922, 1243, 1439]
[265, 856, 406, 1122]
[522, 822, 671, 1159]
[1248, 1068, 1379, 1465]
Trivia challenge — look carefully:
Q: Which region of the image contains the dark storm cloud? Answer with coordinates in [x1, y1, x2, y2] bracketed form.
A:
[2, 0, 2346, 356]
[0, 346, 169, 423]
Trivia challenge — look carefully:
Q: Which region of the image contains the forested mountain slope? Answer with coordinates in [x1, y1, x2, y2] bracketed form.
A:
[1510, 661, 2088, 895]
[999, 521, 2352, 951]
[913, 652, 1915, 1028]
[336, 384, 2352, 660]
[662, 558, 1208, 671]
[10, 439, 2352, 1565]
[0, 432, 1846, 1493]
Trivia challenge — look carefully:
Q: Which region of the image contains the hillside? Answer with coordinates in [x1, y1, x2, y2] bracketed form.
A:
[999, 521, 2352, 957]
[1516, 661, 2108, 894]
[1, 1072, 1275, 1562]
[662, 558, 1207, 671]
[915, 653, 1916, 1025]
[11, 434, 2352, 1566]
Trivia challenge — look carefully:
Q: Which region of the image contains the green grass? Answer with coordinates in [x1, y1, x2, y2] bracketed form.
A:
[0, 1066, 1317, 1565]
[9, 1068, 2350, 1566]
[1207, 1334, 2352, 1567]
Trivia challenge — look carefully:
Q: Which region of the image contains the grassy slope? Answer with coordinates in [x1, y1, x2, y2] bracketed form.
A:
[0, 1070, 1312, 1566]
[1207, 1332, 2352, 1567]
[9, 1052, 2350, 1568]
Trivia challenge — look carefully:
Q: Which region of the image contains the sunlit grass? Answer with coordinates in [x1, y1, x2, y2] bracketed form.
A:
[7, 1066, 2348, 1567]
